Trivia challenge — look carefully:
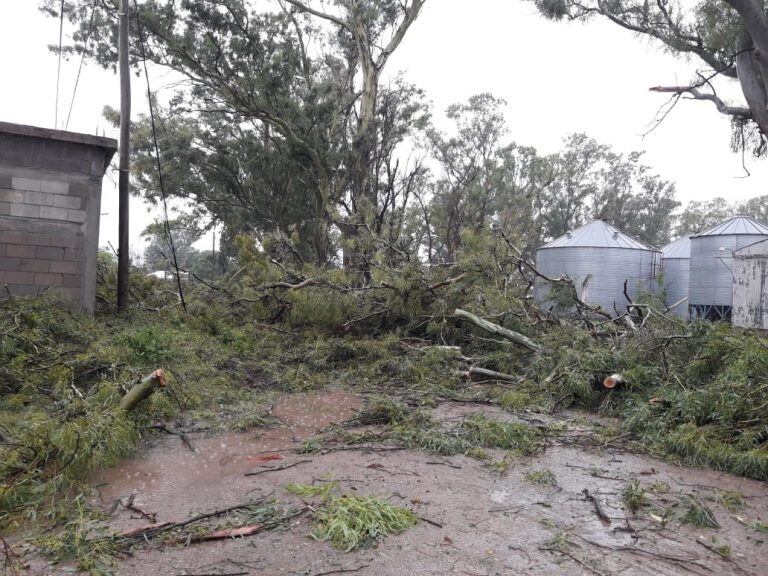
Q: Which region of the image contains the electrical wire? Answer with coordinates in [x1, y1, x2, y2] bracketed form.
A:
[133, 0, 188, 312]
[54, 0, 65, 129]
[65, 5, 96, 131]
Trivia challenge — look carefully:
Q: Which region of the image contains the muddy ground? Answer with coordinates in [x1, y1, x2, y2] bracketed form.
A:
[17, 389, 768, 576]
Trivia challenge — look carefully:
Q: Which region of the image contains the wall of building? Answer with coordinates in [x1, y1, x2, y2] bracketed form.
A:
[689, 234, 768, 310]
[733, 241, 768, 330]
[0, 126, 115, 312]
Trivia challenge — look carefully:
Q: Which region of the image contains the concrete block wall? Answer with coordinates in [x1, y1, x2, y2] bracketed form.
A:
[0, 123, 116, 312]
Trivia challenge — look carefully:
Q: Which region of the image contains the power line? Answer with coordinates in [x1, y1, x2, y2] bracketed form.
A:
[65, 5, 96, 131]
[133, 0, 188, 312]
[54, 0, 65, 129]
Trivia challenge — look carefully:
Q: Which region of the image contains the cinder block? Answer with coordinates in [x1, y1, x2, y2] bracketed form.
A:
[68, 182, 91, 198]
[35, 272, 63, 286]
[53, 195, 81, 210]
[20, 259, 50, 273]
[0, 189, 24, 203]
[62, 273, 82, 288]
[40, 206, 69, 221]
[0, 257, 21, 271]
[0, 202, 9, 215]
[24, 191, 54, 206]
[7, 245, 36, 258]
[66, 209, 87, 223]
[41, 180, 69, 194]
[6, 284, 41, 296]
[29, 233, 51, 246]
[12, 177, 41, 192]
[0, 230, 25, 244]
[4, 271, 35, 284]
[0, 175, 11, 188]
[10, 203, 40, 218]
[35, 246, 64, 260]
[64, 247, 83, 261]
[48, 233, 79, 249]
[50, 260, 83, 274]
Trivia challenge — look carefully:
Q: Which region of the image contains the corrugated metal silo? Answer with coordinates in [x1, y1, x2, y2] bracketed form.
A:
[689, 215, 768, 320]
[534, 220, 659, 316]
[660, 235, 691, 318]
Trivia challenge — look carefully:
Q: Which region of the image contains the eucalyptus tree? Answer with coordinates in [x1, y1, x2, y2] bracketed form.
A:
[532, 0, 768, 155]
[43, 0, 427, 268]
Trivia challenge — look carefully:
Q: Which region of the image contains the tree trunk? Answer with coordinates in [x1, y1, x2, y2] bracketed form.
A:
[736, 36, 768, 136]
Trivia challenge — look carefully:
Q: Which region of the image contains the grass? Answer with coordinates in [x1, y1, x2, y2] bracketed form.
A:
[712, 489, 745, 512]
[682, 496, 720, 529]
[622, 480, 648, 513]
[525, 469, 557, 486]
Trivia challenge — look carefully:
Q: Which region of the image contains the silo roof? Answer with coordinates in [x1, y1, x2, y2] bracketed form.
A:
[539, 220, 655, 250]
[661, 235, 691, 259]
[692, 215, 768, 237]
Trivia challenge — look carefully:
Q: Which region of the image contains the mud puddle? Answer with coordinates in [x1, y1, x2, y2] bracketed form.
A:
[21, 399, 768, 575]
[91, 389, 362, 528]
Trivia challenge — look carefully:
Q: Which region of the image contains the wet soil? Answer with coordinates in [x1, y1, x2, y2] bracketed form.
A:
[19, 391, 768, 576]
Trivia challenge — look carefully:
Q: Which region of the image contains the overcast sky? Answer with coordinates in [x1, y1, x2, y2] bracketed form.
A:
[1, 1, 766, 253]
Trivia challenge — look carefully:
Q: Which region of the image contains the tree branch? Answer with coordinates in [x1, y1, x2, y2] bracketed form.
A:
[649, 85, 752, 119]
[282, 0, 350, 30]
[375, 0, 426, 70]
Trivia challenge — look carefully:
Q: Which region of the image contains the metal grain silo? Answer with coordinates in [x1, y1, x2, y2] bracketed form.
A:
[660, 235, 691, 318]
[689, 215, 768, 321]
[534, 220, 659, 316]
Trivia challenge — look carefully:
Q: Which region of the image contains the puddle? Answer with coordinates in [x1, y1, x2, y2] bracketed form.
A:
[91, 389, 363, 525]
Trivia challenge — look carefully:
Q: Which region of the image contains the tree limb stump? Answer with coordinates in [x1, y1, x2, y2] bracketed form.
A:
[119, 369, 167, 411]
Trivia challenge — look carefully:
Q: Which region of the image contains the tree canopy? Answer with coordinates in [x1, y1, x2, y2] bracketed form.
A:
[532, 0, 768, 156]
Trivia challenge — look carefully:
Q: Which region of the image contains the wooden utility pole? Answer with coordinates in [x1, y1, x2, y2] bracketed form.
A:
[117, 0, 131, 311]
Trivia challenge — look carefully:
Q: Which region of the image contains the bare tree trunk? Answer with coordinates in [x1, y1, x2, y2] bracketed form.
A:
[736, 38, 768, 136]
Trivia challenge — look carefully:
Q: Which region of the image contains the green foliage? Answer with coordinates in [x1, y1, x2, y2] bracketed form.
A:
[117, 326, 177, 364]
[310, 494, 419, 551]
[622, 480, 648, 512]
[682, 496, 720, 529]
[525, 469, 557, 486]
[712, 490, 745, 512]
[357, 395, 410, 425]
[285, 481, 339, 501]
[457, 414, 541, 455]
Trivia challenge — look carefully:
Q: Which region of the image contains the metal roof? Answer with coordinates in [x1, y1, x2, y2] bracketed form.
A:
[734, 238, 768, 257]
[661, 235, 691, 259]
[539, 220, 655, 250]
[692, 215, 768, 237]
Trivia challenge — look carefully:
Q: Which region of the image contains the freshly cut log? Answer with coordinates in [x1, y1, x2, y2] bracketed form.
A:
[119, 369, 167, 411]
